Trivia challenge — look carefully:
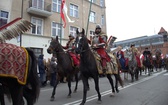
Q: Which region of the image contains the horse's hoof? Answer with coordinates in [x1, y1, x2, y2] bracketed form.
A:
[80, 102, 85, 105]
[50, 97, 55, 101]
[96, 100, 102, 104]
[116, 88, 119, 93]
[73, 90, 77, 93]
[67, 95, 71, 98]
[110, 92, 115, 97]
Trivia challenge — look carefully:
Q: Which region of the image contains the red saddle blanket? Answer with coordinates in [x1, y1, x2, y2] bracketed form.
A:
[0, 43, 28, 85]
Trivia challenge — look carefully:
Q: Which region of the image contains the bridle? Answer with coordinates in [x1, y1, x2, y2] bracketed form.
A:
[75, 36, 90, 54]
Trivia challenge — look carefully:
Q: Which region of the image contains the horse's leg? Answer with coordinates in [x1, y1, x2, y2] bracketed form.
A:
[67, 75, 72, 98]
[86, 79, 90, 91]
[0, 85, 5, 105]
[135, 67, 139, 80]
[117, 70, 124, 87]
[9, 84, 24, 105]
[106, 74, 115, 96]
[80, 77, 89, 105]
[93, 75, 101, 103]
[130, 69, 134, 82]
[114, 74, 120, 93]
[73, 73, 79, 93]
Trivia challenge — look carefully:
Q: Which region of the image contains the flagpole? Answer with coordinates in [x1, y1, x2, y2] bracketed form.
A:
[86, 1, 92, 37]
[20, 0, 23, 47]
[60, 0, 63, 44]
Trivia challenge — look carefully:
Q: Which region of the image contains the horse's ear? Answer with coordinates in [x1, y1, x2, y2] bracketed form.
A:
[76, 28, 79, 35]
[82, 28, 85, 35]
[56, 36, 58, 41]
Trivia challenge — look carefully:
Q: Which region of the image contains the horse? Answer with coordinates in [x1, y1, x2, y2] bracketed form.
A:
[154, 49, 162, 71]
[75, 28, 121, 105]
[0, 44, 40, 105]
[125, 49, 138, 82]
[47, 36, 79, 101]
[142, 53, 153, 76]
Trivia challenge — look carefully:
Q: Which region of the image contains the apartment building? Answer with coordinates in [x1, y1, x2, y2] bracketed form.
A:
[0, 0, 107, 59]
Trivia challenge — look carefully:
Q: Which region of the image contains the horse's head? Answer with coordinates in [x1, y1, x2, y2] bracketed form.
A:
[75, 28, 89, 54]
[47, 36, 60, 55]
[125, 49, 134, 61]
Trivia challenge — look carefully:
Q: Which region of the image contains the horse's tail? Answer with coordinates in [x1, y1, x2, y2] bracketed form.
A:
[25, 48, 40, 103]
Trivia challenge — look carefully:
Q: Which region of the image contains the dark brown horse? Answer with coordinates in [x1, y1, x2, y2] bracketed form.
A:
[75, 28, 121, 105]
[143, 53, 153, 76]
[0, 47, 40, 105]
[47, 36, 79, 101]
[154, 49, 162, 71]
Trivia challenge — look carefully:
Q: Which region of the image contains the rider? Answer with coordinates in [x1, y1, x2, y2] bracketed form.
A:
[143, 47, 151, 60]
[89, 24, 111, 73]
[129, 44, 141, 68]
[62, 34, 80, 68]
[117, 46, 127, 71]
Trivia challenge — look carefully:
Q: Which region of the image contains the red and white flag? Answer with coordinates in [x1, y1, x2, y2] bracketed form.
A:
[61, 0, 74, 28]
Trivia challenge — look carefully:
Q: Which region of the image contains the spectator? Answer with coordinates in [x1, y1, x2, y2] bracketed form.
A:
[50, 56, 57, 86]
[38, 54, 46, 87]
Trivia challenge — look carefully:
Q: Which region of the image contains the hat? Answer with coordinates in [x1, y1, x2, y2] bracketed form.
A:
[130, 44, 135, 47]
[95, 24, 101, 29]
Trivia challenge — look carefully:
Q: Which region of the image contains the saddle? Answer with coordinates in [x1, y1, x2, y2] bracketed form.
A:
[91, 49, 118, 74]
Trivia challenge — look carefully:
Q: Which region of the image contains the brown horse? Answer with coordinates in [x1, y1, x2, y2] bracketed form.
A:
[47, 36, 79, 101]
[154, 49, 162, 71]
[0, 44, 40, 105]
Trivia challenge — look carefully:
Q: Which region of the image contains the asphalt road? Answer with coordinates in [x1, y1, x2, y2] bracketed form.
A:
[5, 69, 168, 105]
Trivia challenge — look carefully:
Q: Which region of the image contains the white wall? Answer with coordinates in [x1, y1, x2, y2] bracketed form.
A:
[6, 34, 67, 61]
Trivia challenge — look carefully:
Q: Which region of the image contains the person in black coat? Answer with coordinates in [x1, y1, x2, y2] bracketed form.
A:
[38, 54, 46, 87]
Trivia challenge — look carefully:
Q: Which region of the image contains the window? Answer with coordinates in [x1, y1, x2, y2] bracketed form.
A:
[89, 11, 95, 23]
[101, 15, 104, 25]
[89, 0, 96, 3]
[52, 22, 62, 37]
[100, 0, 104, 7]
[70, 26, 77, 37]
[32, 0, 44, 10]
[0, 10, 8, 27]
[52, 0, 61, 13]
[70, 4, 78, 18]
[31, 17, 43, 35]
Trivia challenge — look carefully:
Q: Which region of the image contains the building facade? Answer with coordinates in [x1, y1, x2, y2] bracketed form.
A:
[0, 0, 107, 59]
[113, 27, 168, 57]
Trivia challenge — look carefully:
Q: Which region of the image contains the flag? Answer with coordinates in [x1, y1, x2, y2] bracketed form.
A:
[60, 0, 75, 28]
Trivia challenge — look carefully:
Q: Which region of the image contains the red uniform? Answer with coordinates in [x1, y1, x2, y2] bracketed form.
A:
[89, 32, 111, 69]
[62, 39, 80, 66]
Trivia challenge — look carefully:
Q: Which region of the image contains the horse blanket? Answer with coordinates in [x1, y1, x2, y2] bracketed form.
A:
[0, 43, 29, 85]
[92, 50, 118, 74]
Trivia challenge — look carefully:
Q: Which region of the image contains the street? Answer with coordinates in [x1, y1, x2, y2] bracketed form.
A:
[6, 69, 168, 105]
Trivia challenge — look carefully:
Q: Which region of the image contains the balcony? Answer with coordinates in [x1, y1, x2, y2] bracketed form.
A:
[27, 0, 52, 17]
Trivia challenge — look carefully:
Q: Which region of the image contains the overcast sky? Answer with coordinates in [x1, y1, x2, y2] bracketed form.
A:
[105, 0, 168, 41]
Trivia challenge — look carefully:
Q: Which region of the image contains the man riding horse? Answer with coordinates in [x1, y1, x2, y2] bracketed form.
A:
[88, 24, 111, 73]
[143, 47, 151, 60]
[129, 44, 141, 68]
[62, 34, 80, 68]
